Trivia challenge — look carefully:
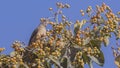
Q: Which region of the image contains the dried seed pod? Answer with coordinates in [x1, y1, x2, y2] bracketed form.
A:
[86, 6, 92, 13]
[49, 8, 53, 11]
[65, 4, 70, 8]
[106, 6, 112, 12]
[80, 10, 84, 13]
[81, 12, 85, 16]
[0, 48, 5, 52]
[56, 2, 64, 8]
[59, 10, 62, 14]
[102, 2, 107, 10]
[100, 7, 104, 12]
[96, 5, 101, 13]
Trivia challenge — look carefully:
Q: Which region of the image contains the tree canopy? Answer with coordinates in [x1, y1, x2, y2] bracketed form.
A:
[0, 2, 120, 68]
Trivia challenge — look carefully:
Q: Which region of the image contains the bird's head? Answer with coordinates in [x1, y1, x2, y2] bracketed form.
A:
[40, 18, 49, 26]
[40, 18, 56, 26]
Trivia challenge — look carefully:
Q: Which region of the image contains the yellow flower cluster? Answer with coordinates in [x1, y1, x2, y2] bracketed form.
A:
[0, 2, 120, 68]
[74, 51, 84, 68]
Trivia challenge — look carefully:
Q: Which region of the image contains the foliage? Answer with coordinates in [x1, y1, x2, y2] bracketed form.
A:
[0, 2, 120, 68]
[112, 42, 120, 68]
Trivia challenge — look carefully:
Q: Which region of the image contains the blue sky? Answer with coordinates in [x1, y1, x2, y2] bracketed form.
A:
[0, 0, 120, 68]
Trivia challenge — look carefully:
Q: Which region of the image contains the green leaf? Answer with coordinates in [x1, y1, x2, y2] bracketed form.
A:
[114, 31, 120, 40]
[116, 33, 120, 40]
[90, 40, 101, 49]
[115, 55, 120, 66]
[88, 55, 104, 66]
[113, 20, 118, 25]
[17, 63, 29, 68]
[88, 50, 104, 66]
[74, 21, 81, 34]
[74, 20, 86, 34]
[103, 36, 109, 47]
[61, 58, 67, 68]
[81, 19, 87, 25]
[116, 30, 120, 40]
[97, 17, 105, 25]
[48, 56, 62, 68]
[83, 37, 90, 45]
[82, 53, 90, 64]
[44, 59, 51, 68]
[88, 60, 93, 68]
[60, 56, 74, 68]
[10, 51, 17, 57]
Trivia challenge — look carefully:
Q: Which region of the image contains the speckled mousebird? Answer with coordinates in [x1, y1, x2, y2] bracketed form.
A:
[28, 18, 52, 46]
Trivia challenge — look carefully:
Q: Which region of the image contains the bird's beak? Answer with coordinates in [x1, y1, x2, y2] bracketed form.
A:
[49, 22, 56, 25]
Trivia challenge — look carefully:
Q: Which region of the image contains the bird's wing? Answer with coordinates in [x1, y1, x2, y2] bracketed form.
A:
[28, 28, 38, 45]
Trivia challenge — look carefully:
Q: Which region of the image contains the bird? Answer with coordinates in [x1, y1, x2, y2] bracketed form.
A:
[22, 18, 54, 64]
[28, 18, 52, 46]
